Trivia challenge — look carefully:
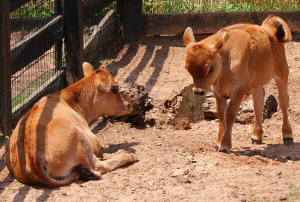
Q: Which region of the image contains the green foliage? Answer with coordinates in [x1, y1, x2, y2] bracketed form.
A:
[142, 0, 300, 13]
[11, 0, 54, 18]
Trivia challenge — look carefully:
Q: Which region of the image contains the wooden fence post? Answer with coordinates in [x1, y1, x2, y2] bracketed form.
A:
[55, 0, 63, 71]
[117, 0, 143, 42]
[0, 0, 12, 136]
[63, 0, 84, 84]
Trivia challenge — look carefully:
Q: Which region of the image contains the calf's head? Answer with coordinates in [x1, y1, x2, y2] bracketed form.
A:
[82, 62, 131, 116]
[183, 27, 227, 96]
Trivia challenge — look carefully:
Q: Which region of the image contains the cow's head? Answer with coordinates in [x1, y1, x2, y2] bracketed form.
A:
[183, 27, 227, 96]
[82, 62, 131, 116]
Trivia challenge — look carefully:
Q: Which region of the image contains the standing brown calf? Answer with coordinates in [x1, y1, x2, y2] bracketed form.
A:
[183, 15, 293, 152]
[5, 62, 136, 186]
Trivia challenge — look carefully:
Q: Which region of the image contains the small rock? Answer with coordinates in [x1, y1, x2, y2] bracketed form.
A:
[172, 168, 189, 177]
[280, 155, 288, 160]
[279, 196, 287, 201]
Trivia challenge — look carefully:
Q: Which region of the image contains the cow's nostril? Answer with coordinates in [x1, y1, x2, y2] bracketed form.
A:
[124, 101, 131, 110]
[194, 90, 205, 96]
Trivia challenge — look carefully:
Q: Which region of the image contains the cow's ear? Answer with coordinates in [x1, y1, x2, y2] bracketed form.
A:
[210, 31, 228, 52]
[82, 62, 94, 77]
[183, 27, 196, 46]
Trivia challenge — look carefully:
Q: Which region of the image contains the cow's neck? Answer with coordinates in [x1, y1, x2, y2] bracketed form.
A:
[61, 78, 96, 121]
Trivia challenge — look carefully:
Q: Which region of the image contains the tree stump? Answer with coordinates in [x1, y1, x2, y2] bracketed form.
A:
[164, 84, 205, 129]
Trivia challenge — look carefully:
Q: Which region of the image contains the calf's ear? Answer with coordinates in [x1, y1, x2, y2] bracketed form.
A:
[82, 62, 94, 77]
[210, 31, 228, 52]
[183, 27, 196, 46]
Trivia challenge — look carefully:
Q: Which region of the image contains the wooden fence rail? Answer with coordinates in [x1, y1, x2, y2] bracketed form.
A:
[11, 16, 63, 75]
[143, 11, 300, 36]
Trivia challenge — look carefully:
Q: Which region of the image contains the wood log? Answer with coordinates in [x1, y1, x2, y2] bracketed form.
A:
[164, 84, 205, 130]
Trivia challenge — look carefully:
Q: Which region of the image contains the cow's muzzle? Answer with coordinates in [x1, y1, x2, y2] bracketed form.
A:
[192, 87, 205, 96]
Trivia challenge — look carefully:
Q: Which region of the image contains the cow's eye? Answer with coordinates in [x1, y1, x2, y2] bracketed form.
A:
[208, 65, 214, 74]
[112, 86, 119, 94]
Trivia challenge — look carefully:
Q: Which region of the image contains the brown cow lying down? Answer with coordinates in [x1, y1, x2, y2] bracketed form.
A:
[183, 15, 293, 152]
[5, 62, 136, 186]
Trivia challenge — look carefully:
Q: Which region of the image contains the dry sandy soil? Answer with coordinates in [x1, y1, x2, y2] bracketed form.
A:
[1, 36, 300, 202]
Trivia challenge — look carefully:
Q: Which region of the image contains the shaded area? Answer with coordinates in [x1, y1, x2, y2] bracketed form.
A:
[13, 186, 30, 202]
[107, 43, 139, 77]
[36, 189, 53, 202]
[0, 174, 15, 195]
[233, 142, 300, 163]
[124, 45, 155, 83]
[90, 117, 108, 134]
[100, 142, 139, 156]
[144, 45, 169, 91]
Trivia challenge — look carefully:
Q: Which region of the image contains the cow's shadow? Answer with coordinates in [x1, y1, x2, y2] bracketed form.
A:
[233, 142, 300, 163]
[99, 142, 139, 157]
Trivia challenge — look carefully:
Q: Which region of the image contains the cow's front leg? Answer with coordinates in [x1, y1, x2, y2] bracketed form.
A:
[94, 150, 137, 174]
[251, 87, 265, 143]
[215, 93, 227, 149]
[219, 88, 247, 153]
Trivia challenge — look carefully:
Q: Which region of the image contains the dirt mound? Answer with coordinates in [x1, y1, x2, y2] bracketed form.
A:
[108, 82, 154, 127]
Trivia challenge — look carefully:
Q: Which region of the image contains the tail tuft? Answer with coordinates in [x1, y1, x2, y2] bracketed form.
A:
[261, 15, 292, 43]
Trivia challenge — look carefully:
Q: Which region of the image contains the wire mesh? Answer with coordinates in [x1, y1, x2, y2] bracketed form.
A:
[10, 0, 63, 113]
[10, 0, 55, 46]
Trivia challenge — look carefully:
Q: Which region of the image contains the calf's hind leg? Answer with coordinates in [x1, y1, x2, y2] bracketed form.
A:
[251, 87, 265, 143]
[274, 76, 293, 145]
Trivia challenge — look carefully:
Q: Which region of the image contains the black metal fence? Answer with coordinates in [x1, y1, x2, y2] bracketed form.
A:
[10, 0, 62, 121]
[1, 0, 129, 136]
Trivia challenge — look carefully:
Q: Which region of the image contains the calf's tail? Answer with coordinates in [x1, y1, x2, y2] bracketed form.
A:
[261, 15, 292, 43]
[31, 157, 80, 187]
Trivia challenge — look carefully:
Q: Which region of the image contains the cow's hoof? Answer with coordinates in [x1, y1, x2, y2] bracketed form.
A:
[251, 138, 262, 144]
[131, 154, 139, 163]
[283, 138, 294, 145]
[217, 145, 230, 153]
[218, 148, 230, 153]
[215, 145, 220, 151]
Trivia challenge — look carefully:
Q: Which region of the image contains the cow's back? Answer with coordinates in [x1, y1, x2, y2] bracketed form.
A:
[220, 24, 275, 88]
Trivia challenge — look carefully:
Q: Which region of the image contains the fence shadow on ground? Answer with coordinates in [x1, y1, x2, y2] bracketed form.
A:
[106, 35, 215, 94]
[107, 43, 140, 77]
[233, 142, 300, 163]
[12, 186, 30, 202]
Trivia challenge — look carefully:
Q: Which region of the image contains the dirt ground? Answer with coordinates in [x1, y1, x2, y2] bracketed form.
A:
[1, 36, 300, 202]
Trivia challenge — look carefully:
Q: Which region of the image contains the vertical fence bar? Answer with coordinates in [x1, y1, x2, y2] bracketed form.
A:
[0, 0, 12, 136]
[63, 0, 84, 84]
[55, 0, 63, 70]
[117, 0, 143, 42]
